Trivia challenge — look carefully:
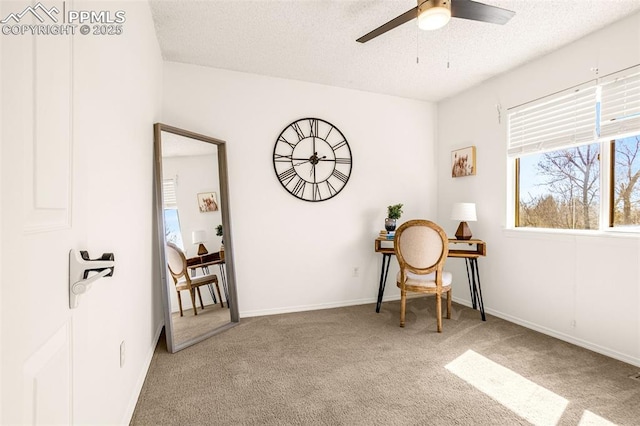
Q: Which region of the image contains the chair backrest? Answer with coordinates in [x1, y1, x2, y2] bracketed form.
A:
[394, 219, 448, 275]
[166, 242, 187, 282]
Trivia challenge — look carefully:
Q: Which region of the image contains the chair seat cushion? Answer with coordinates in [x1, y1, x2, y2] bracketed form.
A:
[191, 274, 218, 286]
[174, 274, 217, 289]
[397, 270, 452, 288]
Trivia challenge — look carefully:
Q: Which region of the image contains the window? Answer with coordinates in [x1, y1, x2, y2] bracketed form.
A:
[163, 208, 184, 249]
[163, 178, 184, 249]
[510, 65, 640, 231]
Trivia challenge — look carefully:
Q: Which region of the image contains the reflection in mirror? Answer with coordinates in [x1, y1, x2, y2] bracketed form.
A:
[154, 124, 239, 353]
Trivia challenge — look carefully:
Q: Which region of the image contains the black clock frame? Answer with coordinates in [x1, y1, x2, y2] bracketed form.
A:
[272, 118, 352, 202]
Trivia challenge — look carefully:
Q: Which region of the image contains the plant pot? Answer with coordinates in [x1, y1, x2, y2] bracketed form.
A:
[385, 218, 397, 232]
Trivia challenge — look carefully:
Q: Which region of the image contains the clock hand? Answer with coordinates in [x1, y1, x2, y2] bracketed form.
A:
[309, 153, 326, 178]
[294, 153, 326, 167]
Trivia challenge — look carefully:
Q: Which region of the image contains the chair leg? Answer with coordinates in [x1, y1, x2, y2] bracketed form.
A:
[447, 289, 452, 319]
[190, 289, 198, 315]
[400, 289, 406, 327]
[214, 280, 224, 308]
[436, 293, 442, 333]
[196, 287, 204, 310]
[177, 291, 184, 317]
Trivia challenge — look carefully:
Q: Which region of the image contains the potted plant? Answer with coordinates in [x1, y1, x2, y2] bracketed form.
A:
[216, 224, 224, 259]
[385, 204, 403, 231]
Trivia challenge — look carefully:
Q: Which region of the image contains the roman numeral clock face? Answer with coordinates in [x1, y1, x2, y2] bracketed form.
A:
[273, 118, 352, 202]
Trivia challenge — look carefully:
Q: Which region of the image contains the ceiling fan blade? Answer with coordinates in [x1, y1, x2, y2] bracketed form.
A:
[451, 0, 515, 25]
[356, 7, 418, 43]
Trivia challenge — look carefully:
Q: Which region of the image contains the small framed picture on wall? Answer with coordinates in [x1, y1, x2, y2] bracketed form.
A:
[451, 146, 476, 178]
[197, 192, 218, 212]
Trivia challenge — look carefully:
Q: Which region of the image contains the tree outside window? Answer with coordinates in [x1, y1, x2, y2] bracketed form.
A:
[518, 143, 600, 230]
[611, 135, 640, 227]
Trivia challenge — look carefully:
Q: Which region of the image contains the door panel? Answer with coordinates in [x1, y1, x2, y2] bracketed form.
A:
[26, 14, 73, 231]
[32, 29, 72, 219]
[22, 322, 72, 425]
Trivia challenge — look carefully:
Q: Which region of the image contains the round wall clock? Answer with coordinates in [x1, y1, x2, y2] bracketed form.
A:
[273, 118, 352, 202]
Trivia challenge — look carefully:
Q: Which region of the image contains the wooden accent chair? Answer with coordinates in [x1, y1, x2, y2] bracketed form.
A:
[394, 220, 452, 332]
[166, 242, 223, 316]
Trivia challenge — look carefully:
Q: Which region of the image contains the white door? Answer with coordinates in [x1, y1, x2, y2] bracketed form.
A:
[1, 1, 86, 423]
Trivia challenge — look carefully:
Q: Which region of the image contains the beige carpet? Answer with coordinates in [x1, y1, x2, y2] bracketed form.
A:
[170, 302, 231, 346]
[131, 298, 640, 425]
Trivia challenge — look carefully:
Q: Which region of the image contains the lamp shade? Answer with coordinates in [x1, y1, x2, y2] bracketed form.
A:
[451, 203, 477, 222]
[192, 230, 207, 244]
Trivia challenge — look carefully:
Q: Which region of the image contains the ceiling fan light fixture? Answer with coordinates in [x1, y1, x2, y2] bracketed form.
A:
[417, 0, 451, 31]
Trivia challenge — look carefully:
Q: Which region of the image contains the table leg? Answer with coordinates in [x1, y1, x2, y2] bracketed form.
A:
[376, 253, 392, 313]
[219, 264, 229, 309]
[465, 258, 486, 321]
[464, 259, 477, 310]
[470, 258, 486, 321]
[197, 266, 217, 304]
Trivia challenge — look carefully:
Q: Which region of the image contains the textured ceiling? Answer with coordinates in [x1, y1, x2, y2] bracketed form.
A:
[149, 0, 640, 102]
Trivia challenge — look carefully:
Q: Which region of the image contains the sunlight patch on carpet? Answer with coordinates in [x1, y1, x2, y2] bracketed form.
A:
[445, 350, 568, 426]
[578, 410, 617, 426]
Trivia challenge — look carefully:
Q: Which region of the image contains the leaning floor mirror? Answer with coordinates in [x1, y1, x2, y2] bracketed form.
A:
[154, 123, 239, 353]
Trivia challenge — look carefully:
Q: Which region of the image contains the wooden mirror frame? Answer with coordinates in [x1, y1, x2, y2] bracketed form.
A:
[153, 123, 239, 353]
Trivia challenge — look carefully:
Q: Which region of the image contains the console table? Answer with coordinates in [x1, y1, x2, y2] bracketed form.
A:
[374, 237, 487, 321]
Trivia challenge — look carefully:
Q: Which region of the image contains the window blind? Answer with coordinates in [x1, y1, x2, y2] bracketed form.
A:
[508, 83, 598, 157]
[162, 179, 177, 208]
[599, 65, 640, 140]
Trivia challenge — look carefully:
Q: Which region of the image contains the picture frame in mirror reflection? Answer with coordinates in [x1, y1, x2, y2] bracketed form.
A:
[153, 123, 239, 354]
[197, 191, 218, 212]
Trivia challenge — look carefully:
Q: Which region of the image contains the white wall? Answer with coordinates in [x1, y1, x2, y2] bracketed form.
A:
[162, 63, 438, 316]
[1, 1, 163, 424]
[437, 12, 640, 366]
[72, 2, 164, 422]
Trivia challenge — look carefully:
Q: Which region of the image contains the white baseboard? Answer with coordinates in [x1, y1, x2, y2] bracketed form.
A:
[239, 293, 420, 318]
[240, 298, 377, 318]
[121, 322, 164, 425]
[452, 296, 640, 368]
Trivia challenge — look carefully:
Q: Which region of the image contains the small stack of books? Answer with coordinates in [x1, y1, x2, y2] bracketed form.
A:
[379, 230, 395, 240]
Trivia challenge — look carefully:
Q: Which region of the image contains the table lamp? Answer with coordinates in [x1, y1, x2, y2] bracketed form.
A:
[192, 230, 208, 255]
[451, 203, 477, 240]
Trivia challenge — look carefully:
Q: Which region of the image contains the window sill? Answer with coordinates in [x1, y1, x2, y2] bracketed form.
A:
[503, 226, 640, 241]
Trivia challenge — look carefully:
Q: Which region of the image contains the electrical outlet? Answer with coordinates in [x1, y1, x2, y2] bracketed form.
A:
[352, 267, 359, 277]
[571, 320, 576, 328]
[120, 341, 125, 368]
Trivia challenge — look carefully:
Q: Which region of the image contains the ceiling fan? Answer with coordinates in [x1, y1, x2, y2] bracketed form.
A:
[356, 0, 515, 43]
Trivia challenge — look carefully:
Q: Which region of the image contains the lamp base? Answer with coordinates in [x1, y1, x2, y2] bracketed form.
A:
[455, 221, 473, 240]
[197, 243, 208, 255]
